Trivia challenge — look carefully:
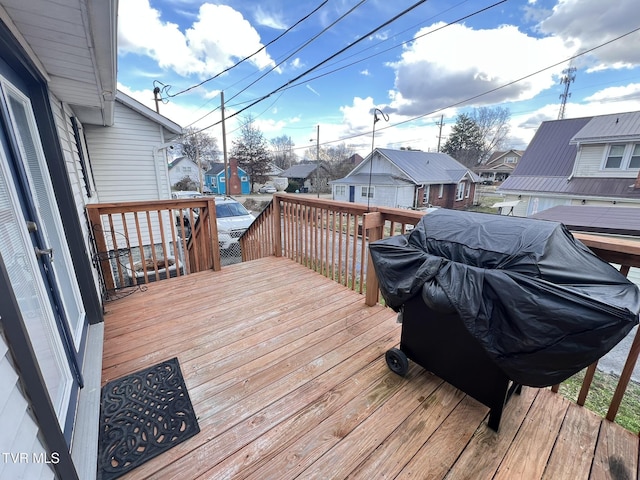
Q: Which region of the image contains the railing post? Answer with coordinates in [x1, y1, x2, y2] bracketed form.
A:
[86, 206, 116, 293]
[364, 212, 384, 306]
[273, 197, 282, 257]
[208, 198, 221, 271]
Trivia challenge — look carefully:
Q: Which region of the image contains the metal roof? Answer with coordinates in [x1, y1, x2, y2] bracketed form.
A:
[570, 111, 640, 145]
[496, 175, 640, 199]
[531, 205, 640, 236]
[280, 164, 319, 178]
[330, 173, 413, 186]
[352, 148, 479, 185]
[503, 117, 592, 180]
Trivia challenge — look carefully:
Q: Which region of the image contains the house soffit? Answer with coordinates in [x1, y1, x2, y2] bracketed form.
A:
[1, 0, 118, 126]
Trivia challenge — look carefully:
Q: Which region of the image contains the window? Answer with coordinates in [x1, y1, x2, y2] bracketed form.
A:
[630, 144, 640, 169]
[241, 176, 248, 182]
[605, 145, 625, 169]
[505, 156, 517, 163]
[438, 184, 443, 198]
[465, 182, 471, 198]
[361, 186, 374, 198]
[335, 185, 346, 196]
[456, 182, 465, 201]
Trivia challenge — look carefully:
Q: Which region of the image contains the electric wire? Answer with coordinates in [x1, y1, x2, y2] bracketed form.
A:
[195, 0, 429, 134]
[165, 1, 329, 99]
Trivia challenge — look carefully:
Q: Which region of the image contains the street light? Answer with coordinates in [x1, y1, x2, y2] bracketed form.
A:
[367, 108, 389, 211]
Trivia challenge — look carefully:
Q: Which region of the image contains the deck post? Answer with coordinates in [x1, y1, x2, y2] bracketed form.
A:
[272, 197, 282, 257]
[208, 198, 221, 271]
[364, 212, 384, 306]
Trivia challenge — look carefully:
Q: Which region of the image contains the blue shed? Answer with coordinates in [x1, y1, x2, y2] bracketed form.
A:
[205, 161, 251, 195]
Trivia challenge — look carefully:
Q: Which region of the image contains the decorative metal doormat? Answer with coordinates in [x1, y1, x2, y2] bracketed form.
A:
[97, 357, 200, 480]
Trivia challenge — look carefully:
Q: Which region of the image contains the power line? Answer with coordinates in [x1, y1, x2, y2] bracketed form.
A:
[287, 25, 640, 151]
[163, 1, 329, 99]
[188, 0, 505, 131]
[195, 0, 429, 134]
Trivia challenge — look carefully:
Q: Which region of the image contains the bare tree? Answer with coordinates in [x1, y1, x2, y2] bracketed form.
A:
[471, 107, 511, 162]
[177, 127, 221, 171]
[231, 115, 271, 192]
[270, 135, 296, 169]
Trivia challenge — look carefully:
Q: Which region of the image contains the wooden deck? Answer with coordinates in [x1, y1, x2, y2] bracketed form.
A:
[102, 257, 640, 480]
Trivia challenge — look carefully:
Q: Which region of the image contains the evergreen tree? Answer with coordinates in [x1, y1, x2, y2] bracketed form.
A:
[441, 113, 484, 168]
[230, 115, 271, 192]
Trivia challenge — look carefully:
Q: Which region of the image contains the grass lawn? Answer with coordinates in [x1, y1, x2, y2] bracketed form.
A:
[558, 369, 640, 434]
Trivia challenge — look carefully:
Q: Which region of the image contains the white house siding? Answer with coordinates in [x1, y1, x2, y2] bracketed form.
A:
[169, 160, 201, 187]
[0, 329, 54, 480]
[574, 144, 639, 179]
[84, 102, 172, 203]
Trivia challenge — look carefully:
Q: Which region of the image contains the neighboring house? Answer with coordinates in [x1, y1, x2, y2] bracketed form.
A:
[280, 162, 330, 193]
[331, 148, 480, 209]
[85, 91, 182, 202]
[0, 2, 178, 479]
[498, 113, 640, 217]
[205, 159, 251, 195]
[168, 156, 204, 190]
[474, 149, 524, 183]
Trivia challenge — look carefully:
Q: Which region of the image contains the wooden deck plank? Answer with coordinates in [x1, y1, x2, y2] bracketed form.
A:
[542, 403, 602, 480]
[493, 389, 570, 479]
[345, 382, 465, 480]
[443, 386, 539, 480]
[590, 418, 639, 480]
[101, 257, 640, 480]
[247, 370, 445, 480]
[394, 395, 489, 479]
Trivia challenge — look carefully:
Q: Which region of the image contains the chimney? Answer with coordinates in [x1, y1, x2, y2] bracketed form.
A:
[228, 158, 242, 195]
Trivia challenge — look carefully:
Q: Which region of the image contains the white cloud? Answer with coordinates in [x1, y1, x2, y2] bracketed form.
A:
[254, 5, 287, 30]
[538, 0, 640, 70]
[360, 69, 370, 76]
[584, 83, 640, 103]
[387, 23, 571, 117]
[306, 84, 320, 96]
[118, 0, 276, 78]
[290, 58, 304, 70]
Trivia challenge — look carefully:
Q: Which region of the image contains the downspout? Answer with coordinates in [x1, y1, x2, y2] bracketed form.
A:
[567, 141, 580, 181]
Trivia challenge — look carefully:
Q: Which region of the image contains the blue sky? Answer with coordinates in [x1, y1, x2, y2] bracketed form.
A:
[117, 0, 640, 158]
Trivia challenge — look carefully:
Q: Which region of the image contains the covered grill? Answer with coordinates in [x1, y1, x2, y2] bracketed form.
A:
[370, 209, 639, 430]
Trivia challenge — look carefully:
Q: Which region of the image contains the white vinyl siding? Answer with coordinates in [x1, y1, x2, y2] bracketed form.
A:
[575, 144, 640, 178]
[0, 331, 54, 480]
[84, 102, 172, 203]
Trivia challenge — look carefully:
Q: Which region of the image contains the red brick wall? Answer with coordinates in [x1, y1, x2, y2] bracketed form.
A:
[426, 183, 476, 209]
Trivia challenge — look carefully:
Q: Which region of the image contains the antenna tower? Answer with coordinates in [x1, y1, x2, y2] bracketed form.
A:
[558, 67, 577, 120]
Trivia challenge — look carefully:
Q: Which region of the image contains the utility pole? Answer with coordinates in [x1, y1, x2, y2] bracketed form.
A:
[435, 115, 444, 151]
[221, 91, 229, 195]
[558, 67, 576, 120]
[315, 125, 320, 198]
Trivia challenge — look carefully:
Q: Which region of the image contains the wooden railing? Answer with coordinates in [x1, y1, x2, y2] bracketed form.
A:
[241, 193, 640, 430]
[87, 198, 220, 296]
[241, 194, 424, 305]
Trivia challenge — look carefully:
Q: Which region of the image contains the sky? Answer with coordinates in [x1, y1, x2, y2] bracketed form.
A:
[117, 0, 640, 160]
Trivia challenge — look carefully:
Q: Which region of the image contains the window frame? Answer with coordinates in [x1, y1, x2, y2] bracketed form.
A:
[602, 143, 640, 170]
[455, 182, 465, 201]
[361, 185, 374, 198]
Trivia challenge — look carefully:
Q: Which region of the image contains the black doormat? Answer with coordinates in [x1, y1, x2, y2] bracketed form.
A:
[97, 357, 200, 480]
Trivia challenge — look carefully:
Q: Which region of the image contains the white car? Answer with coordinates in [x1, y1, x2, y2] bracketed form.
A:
[258, 185, 277, 194]
[214, 197, 255, 250]
[175, 197, 255, 251]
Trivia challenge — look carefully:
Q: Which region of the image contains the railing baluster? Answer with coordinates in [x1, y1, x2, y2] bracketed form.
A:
[120, 212, 137, 286]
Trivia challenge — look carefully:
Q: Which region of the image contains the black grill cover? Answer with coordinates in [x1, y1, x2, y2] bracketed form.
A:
[370, 209, 640, 387]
